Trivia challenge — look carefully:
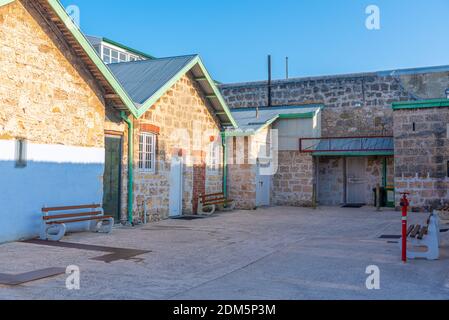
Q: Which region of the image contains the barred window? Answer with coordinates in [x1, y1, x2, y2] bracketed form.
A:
[139, 133, 156, 172]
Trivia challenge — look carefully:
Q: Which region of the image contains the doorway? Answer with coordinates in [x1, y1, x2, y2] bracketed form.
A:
[256, 158, 272, 207]
[346, 157, 367, 205]
[169, 156, 183, 217]
[103, 136, 122, 222]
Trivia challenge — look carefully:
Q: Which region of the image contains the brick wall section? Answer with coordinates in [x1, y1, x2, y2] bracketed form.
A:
[220, 72, 449, 137]
[273, 151, 314, 206]
[0, 0, 105, 147]
[118, 74, 223, 222]
[192, 151, 206, 214]
[393, 107, 449, 211]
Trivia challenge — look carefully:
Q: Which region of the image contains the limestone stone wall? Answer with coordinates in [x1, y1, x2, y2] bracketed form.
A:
[120, 74, 223, 222]
[227, 136, 257, 210]
[220, 71, 449, 137]
[0, 0, 105, 148]
[394, 107, 449, 211]
[272, 151, 314, 206]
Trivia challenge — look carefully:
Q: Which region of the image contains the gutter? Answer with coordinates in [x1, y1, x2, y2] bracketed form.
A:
[120, 111, 134, 224]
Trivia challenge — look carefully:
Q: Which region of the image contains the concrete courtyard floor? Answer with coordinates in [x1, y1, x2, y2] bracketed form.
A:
[0, 206, 448, 300]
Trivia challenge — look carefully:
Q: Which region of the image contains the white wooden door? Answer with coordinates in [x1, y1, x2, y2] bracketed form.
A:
[346, 157, 366, 204]
[169, 156, 183, 217]
[256, 159, 271, 206]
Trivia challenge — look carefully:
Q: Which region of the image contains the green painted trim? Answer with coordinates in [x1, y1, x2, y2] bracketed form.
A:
[221, 132, 228, 198]
[278, 112, 315, 119]
[313, 151, 395, 157]
[0, 0, 14, 7]
[392, 99, 449, 110]
[222, 130, 255, 137]
[135, 56, 238, 128]
[47, 0, 139, 117]
[102, 37, 155, 59]
[120, 112, 134, 224]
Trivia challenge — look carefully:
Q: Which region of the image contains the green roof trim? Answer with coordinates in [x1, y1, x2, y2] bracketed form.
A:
[313, 151, 394, 157]
[134, 55, 238, 128]
[278, 112, 315, 119]
[102, 37, 155, 60]
[47, 0, 139, 117]
[392, 99, 449, 110]
[0, 0, 15, 7]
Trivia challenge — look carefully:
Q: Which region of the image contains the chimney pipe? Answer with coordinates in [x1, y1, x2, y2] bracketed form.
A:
[268, 55, 272, 107]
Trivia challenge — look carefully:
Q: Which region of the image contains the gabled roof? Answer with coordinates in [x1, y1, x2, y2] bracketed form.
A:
[86, 35, 155, 59]
[108, 55, 238, 127]
[2, 0, 142, 117]
[226, 104, 323, 135]
[109, 55, 197, 106]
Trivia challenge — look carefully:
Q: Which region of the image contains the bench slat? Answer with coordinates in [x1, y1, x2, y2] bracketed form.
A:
[46, 216, 113, 225]
[42, 204, 101, 213]
[203, 200, 234, 206]
[202, 192, 224, 198]
[406, 225, 414, 237]
[43, 211, 103, 221]
[410, 225, 421, 238]
[417, 226, 428, 240]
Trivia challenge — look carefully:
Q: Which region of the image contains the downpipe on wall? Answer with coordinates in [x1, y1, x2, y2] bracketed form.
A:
[120, 111, 134, 225]
[221, 132, 228, 198]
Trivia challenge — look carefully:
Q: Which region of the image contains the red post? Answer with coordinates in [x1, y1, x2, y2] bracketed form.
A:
[400, 193, 410, 263]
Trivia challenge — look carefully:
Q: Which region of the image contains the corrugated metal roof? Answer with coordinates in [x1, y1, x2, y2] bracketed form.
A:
[229, 105, 323, 132]
[108, 55, 198, 108]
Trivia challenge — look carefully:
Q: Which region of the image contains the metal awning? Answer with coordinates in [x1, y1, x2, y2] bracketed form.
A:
[300, 136, 394, 156]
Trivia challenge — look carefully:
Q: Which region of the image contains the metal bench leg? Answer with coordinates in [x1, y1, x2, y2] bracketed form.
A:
[218, 201, 236, 212]
[92, 218, 114, 234]
[45, 224, 67, 242]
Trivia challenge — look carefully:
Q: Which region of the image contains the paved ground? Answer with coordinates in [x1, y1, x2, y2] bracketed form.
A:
[0, 206, 448, 300]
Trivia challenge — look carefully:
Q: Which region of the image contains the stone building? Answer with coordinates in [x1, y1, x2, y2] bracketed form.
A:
[105, 55, 237, 223]
[225, 105, 322, 209]
[0, 0, 139, 242]
[393, 99, 449, 211]
[220, 66, 449, 209]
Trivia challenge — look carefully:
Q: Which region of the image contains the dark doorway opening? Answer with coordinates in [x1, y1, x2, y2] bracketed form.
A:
[103, 136, 122, 222]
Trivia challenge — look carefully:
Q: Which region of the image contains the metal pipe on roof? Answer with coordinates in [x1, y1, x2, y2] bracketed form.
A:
[268, 55, 272, 108]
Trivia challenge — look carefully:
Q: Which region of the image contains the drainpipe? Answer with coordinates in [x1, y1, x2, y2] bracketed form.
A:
[221, 132, 228, 198]
[120, 111, 134, 225]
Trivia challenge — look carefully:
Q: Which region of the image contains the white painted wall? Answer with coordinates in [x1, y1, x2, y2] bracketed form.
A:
[273, 110, 322, 151]
[0, 140, 105, 243]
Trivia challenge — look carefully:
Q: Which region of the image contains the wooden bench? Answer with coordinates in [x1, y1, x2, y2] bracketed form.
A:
[197, 193, 236, 215]
[40, 204, 114, 241]
[400, 213, 440, 260]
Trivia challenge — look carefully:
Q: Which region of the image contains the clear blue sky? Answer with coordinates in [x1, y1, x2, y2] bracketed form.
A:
[61, 0, 449, 83]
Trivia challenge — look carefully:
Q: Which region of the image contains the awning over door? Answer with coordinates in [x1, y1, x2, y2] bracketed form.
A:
[300, 136, 394, 156]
